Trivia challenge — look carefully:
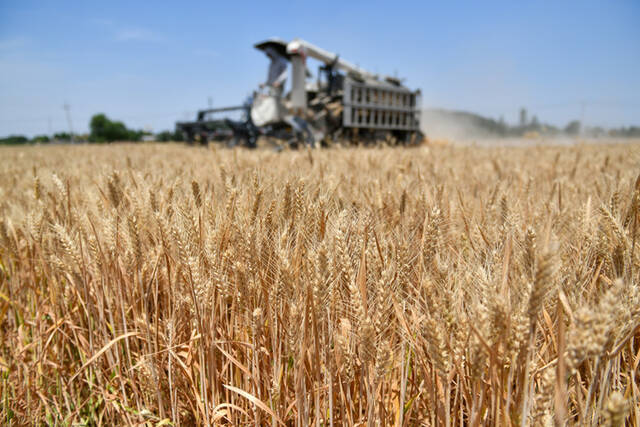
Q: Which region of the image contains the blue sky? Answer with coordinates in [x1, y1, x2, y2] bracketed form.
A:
[1, 0, 638, 137]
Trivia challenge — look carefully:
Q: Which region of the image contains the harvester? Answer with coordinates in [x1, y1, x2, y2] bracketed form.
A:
[176, 38, 423, 147]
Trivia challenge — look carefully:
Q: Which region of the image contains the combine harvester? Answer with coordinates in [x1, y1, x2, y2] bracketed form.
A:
[176, 38, 423, 147]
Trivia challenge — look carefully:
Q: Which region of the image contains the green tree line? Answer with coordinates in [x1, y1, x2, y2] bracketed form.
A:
[1, 113, 183, 144]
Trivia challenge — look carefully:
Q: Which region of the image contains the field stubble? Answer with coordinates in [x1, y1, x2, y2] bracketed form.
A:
[0, 142, 639, 425]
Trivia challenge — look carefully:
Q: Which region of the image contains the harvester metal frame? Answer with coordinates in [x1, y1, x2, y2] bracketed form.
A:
[176, 38, 423, 147]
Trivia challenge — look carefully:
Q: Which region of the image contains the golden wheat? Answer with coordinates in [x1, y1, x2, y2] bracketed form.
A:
[0, 141, 639, 426]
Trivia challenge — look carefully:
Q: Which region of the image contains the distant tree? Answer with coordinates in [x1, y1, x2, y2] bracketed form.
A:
[0, 135, 29, 145]
[31, 135, 50, 143]
[610, 126, 640, 137]
[89, 113, 142, 142]
[155, 131, 172, 142]
[127, 129, 144, 142]
[54, 132, 72, 141]
[156, 130, 184, 142]
[564, 120, 581, 135]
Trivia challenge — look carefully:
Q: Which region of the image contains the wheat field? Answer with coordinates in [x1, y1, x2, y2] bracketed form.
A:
[0, 142, 639, 426]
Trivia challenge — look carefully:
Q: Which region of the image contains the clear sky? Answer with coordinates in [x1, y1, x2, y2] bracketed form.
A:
[1, 0, 638, 137]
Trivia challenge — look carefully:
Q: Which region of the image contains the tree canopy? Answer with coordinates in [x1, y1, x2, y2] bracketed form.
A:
[89, 113, 142, 142]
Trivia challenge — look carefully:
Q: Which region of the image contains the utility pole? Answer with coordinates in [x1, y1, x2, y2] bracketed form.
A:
[208, 96, 213, 109]
[63, 102, 75, 143]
